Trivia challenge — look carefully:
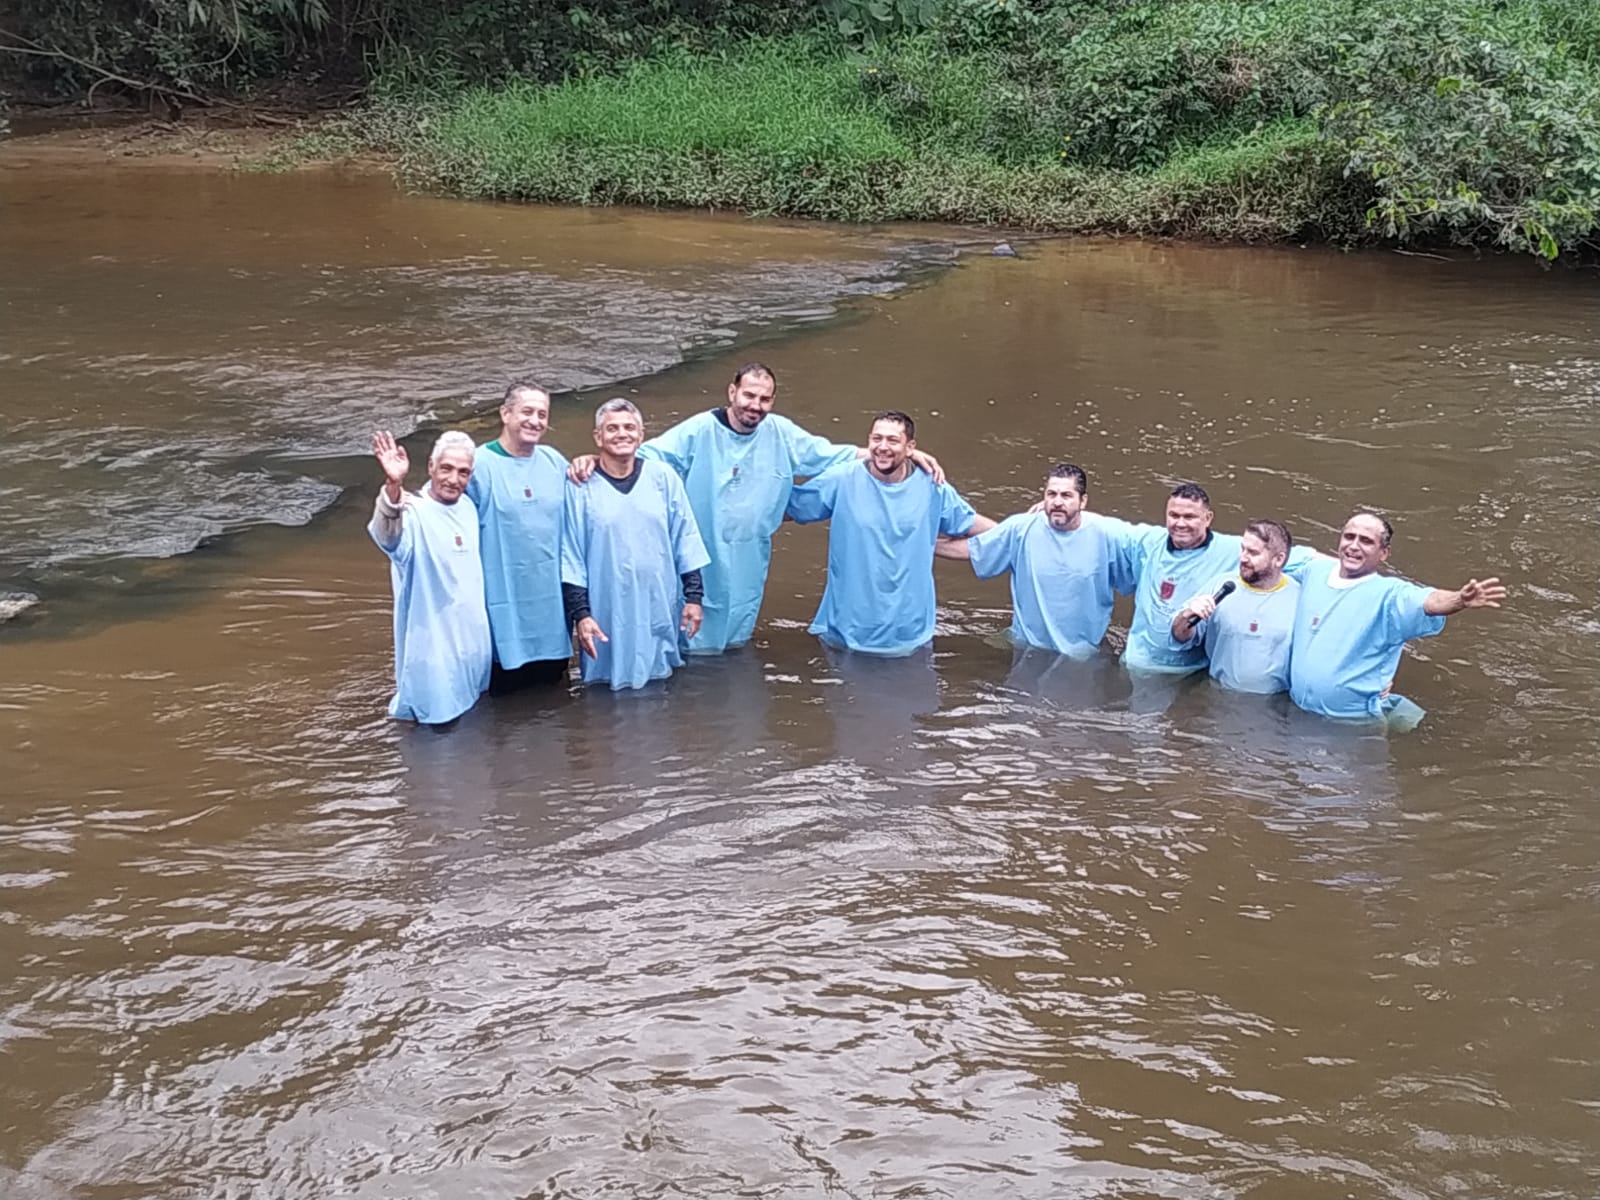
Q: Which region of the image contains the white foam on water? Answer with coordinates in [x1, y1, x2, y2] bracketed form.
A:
[0, 592, 40, 622]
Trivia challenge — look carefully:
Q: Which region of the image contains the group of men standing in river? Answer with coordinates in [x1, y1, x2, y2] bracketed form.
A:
[368, 362, 1506, 729]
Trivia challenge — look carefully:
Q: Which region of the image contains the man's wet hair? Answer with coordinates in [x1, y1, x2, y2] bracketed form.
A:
[1170, 482, 1211, 508]
[1244, 518, 1293, 558]
[733, 362, 776, 387]
[873, 410, 916, 441]
[1351, 510, 1395, 547]
[502, 379, 550, 407]
[1047, 463, 1088, 496]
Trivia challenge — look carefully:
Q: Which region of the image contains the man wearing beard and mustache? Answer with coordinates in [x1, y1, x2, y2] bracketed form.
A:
[1171, 518, 1300, 694]
[936, 463, 1137, 658]
[785, 410, 994, 656]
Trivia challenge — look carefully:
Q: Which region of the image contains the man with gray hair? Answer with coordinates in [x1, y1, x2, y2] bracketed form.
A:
[560, 399, 711, 690]
[368, 429, 492, 725]
[1170, 517, 1301, 694]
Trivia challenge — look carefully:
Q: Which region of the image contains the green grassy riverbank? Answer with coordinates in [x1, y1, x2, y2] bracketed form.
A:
[321, 0, 1600, 258]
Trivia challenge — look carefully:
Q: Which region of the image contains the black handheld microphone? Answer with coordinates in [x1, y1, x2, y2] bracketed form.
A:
[1184, 579, 1237, 629]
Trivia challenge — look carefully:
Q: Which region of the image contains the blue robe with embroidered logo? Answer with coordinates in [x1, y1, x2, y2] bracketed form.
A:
[786, 460, 978, 656]
[466, 442, 571, 669]
[1114, 524, 1245, 673]
[560, 460, 711, 691]
[368, 487, 492, 724]
[640, 411, 856, 654]
[1116, 523, 1316, 673]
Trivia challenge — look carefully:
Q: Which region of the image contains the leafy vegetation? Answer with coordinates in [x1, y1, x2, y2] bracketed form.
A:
[7, 0, 1600, 257]
[1, 1, 339, 100]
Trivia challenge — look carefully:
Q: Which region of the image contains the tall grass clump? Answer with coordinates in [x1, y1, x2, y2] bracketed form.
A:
[396, 41, 916, 220]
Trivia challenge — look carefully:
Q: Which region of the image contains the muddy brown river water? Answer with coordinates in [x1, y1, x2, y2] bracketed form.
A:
[2, 155, 1598, 1199]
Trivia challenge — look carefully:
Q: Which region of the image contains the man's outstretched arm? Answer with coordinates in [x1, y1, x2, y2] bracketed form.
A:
[1424, 576, 1507, 616]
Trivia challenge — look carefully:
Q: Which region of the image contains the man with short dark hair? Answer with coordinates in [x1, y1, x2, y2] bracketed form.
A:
[1171, 518, 1300, 694]
[1118, 483, 1261, 673]
[937, 463, 1135, 657]
[786, 411, 994, 656]
[1288, 511, 1506, 723]
[568, 363, 943, 655]
[560, 399, 711, 690]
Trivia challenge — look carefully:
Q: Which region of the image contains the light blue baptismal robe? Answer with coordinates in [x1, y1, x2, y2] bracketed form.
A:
[1115, 524, 1316, 674]
[640, 411, 856, 654]
[466, 441, 571, 669]
[1113, 525, 1246, 673]
[968, 512, 1137, 657]
[368, 486, 492, 725]
[786, 460, 978, 656]
[1180, 571, 1301, 694]
[1289, 566, 1445, 721]
[560, 460, 711, 691]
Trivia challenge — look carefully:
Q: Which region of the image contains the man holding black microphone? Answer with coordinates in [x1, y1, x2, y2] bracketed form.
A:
[1170, 518, 1301, 694]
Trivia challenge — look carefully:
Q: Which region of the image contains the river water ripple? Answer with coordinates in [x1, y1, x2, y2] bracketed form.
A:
[2, 157, 1598, 1199]
[0, 163, 950, 609]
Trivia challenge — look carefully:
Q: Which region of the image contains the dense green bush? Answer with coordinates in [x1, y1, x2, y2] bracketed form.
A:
[0, 1, 813, 99]
[2, 0, 335, 98]
[1322, 1, 1600, 256]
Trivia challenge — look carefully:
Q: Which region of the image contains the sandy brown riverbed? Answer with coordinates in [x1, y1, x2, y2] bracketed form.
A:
[1, 107, 347, 169]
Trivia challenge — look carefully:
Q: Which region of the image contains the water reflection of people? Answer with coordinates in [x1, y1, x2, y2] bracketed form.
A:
[1001, 643, 1130, 713]
[815, 644, 944, 773]
[573, 647, 777, 793]
[1167, 687, 1403, 828]
[425, 650, 783, 861]
[394, 662, 768, 856]
[1289, 512, 1506, 727]
[367, 429, 491, 726]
